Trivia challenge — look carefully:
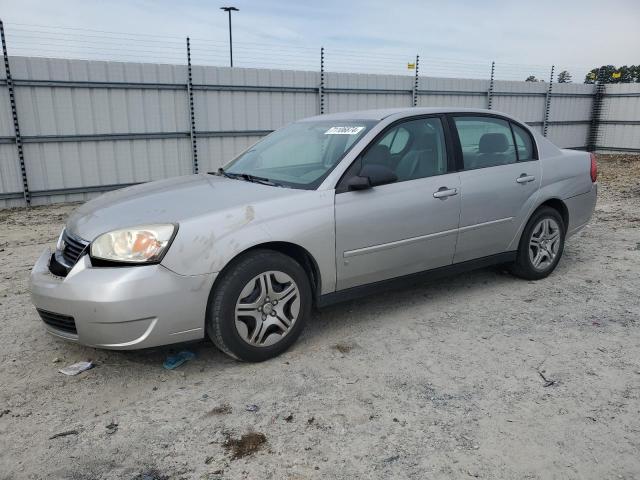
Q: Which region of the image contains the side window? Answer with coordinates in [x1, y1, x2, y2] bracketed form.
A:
[453, 116, 517, 170]
[511, 123, 535, 161]
[361, 117, 448, 182]
[378, 126, 410, 154]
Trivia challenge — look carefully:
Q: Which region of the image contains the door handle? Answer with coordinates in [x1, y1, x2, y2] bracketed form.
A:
[516, 174, 535, 184]
[433, 187, 458, 199]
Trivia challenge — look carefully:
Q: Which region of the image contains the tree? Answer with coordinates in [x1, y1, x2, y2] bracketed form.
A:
[525, 75, 538, 82]
[584, 64, 640, 84]
[617, 65, 635, 83]
[557, 70, 572, 83]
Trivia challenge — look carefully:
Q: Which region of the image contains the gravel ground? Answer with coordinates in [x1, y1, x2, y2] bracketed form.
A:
[1, 154, 639, 480]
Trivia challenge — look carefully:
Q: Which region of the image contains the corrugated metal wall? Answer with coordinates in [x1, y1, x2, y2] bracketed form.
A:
[0, 55, 637, 208]
[191, 66, 319, 174]
[599, 83, 640, 152]
[0, 59, 23, 208]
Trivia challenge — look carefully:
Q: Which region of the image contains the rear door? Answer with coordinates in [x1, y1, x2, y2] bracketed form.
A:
[334, 116, 461, 290]
[450, 115, 541, 263]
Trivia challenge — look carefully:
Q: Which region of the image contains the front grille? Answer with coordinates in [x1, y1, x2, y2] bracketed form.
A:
[61, 230, 89, 266]
[37, 309, 77, 334]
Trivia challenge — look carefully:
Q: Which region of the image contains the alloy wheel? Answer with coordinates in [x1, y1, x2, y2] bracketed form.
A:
[528, 217, 561, 271]
[234, 270, 301, 347]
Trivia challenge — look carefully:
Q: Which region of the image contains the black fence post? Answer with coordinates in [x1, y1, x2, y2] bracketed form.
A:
[542, 65, 554, 137]
[319, 47, 325, 114]
[186, 37, 198, 174]
[412, 55, 420, 107]
[487, 61, 495, 110]
[0, 19, 30, 205]
[587, 68, 606, 152]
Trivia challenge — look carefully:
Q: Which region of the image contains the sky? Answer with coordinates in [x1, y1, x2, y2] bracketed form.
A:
[1, 0, 638, 80]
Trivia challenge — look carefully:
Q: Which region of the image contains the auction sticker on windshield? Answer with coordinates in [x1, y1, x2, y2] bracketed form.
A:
[325, 126, 365, 135]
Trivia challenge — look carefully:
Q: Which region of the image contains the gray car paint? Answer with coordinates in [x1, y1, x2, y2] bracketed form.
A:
[335, 172, 461, 290]
[30, 248, 216, 348]
[30, 107, 597, 350]
[453, 160, 542, 263]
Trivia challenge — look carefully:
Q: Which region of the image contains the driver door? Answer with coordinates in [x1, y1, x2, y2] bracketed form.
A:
[334, 116, 461, 290]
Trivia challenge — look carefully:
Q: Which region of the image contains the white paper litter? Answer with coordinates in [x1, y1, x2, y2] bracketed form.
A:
[58, 361, 94, 376]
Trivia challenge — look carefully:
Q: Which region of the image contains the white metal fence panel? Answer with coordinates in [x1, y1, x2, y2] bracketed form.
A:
[491, 80, 548, 124]
[602, 84, 640, 121]
[192, 66, 319, 132]
[325, 72, 413, 113]
[0, 56, 638, 208]
[0, 145, 22, 206]
[547, 124, 589, 149]
[419, 78, 489, 109]
[598, 83, 640, 152]
[547, 83, 595, 149]
[198, 135, 264, 173]
[0, 56, 23, 206]
[598, 124, 640, 152]
[549, 83, 594, 121]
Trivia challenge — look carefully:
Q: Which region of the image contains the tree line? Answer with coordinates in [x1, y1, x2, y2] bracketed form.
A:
[525, 65, 640, 83]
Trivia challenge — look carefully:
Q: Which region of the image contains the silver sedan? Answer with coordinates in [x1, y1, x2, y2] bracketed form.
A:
[30, 108, 598, 361]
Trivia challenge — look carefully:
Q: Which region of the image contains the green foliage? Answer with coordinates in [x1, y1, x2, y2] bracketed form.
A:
[584, 64, 640, 83]
[557, 70, 572, 83]
[525, 75, 538, 82]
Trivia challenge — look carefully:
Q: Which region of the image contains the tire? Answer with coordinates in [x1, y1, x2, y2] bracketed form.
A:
[206, 249, 312, 362]
[509, 206, 566, 280]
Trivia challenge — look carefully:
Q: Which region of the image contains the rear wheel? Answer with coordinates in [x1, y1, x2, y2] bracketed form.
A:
[510, 206, 565, 280]
[207, 249, 311, 362]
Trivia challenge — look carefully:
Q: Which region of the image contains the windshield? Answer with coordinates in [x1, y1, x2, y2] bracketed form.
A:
[223, 120, 376, 189]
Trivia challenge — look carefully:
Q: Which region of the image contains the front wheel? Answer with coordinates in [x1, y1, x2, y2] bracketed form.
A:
[207, 249, 312, 362]
[510, 206, 565, 280]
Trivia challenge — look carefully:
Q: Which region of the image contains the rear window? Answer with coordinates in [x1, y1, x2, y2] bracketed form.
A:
[512, 123, 535, 161]
[453, 116, 517, 170]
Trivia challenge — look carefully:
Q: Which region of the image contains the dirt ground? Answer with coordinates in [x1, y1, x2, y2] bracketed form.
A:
[1, 154, 639, 480]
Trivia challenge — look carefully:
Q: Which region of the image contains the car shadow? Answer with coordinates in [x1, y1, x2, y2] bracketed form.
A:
[304, 265, 518, 340]
[55, 258, 575, 371]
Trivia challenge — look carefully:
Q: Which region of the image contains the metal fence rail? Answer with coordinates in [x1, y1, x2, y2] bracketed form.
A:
[0, 52, 638, 207]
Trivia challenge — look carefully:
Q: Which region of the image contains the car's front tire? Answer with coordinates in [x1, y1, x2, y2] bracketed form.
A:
[206, 249, 312, 362]
[510, 206, 566, 280]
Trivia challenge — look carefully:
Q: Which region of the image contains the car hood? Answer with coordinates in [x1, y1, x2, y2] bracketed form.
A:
[66, 174, 304, 241]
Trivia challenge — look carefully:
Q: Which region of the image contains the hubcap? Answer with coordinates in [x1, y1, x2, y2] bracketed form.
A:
[234, 271, 300, 347]
[529, 217, 561, 271]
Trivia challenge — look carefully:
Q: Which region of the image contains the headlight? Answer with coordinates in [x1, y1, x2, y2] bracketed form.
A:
[90, 224, 176, 264]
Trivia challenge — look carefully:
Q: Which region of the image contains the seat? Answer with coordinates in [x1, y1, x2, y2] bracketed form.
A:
[364, 144, 393, 170]
[476, 132, 509, 167]
[395, 134, 440, 181]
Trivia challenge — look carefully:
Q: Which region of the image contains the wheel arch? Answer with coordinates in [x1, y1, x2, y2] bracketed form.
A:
[536, 197, 569, 230]
[211, 241, 322, 304]
[510, 196, 570, 251]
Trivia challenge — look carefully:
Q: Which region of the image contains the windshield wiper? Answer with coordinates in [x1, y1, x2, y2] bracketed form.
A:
[211, 167, 236, 179]
[241, 174, 283, 187]
[212, 168, 282, 187]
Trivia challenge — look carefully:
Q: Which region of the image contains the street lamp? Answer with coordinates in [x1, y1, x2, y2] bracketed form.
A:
[220, 6, 239, 67]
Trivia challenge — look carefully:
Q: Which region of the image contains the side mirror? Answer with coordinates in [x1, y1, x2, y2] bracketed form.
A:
[347, 164, 397, 191]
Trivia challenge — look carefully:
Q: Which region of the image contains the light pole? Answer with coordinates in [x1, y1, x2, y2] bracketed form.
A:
[220, 6, 238, 67]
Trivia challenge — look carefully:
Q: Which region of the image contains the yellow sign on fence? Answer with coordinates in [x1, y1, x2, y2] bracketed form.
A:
[407, 63, 415, 70]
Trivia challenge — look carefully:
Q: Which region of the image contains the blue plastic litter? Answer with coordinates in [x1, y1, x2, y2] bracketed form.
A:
[163, 351, 195, 370]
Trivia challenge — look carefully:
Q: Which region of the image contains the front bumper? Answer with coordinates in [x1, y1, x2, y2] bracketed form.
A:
[30, 248, 217, 350]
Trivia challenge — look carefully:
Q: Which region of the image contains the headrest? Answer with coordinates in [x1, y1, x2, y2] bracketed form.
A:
[367, 144, 391, 164]
[415, 134, 436, 150]
[479, 133, 509, 153]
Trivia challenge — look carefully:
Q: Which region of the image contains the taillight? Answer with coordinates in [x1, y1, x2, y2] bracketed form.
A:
[590, 153, 598, 183]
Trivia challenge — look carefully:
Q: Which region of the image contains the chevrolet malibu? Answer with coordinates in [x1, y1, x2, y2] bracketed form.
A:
[30, 108, 598, 361]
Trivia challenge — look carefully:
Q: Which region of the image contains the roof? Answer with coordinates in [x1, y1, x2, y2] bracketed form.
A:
[300, 107, 501, 122]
